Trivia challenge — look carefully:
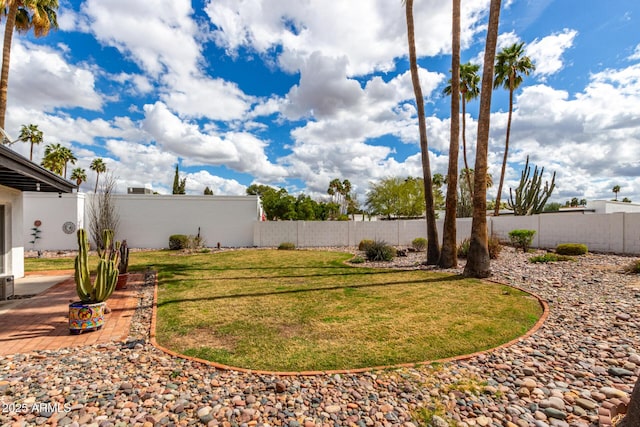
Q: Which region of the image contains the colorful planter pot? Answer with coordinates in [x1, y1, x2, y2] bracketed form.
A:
[68, 301, 106, 334]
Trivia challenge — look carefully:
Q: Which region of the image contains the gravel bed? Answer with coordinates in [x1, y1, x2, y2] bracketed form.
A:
[1, 247, 639, 427]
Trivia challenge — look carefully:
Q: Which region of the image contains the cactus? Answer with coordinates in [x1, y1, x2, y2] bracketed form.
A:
[118, 239, 129, 274]
[508, 156, 556, 216]
[74, 228, 120, 303]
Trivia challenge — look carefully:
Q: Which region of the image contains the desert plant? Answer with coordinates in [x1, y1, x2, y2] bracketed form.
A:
[555, 243, 588, 256]
[88, 173, 120, 250]
[365, 240, 396, 262]
[411, 237, 428, 252]
[508, 229, 536, 252]
[529, 253, 574, 263]
[118, 239, 129, 274]
[457, 238, 471, 259]
[349, 255, 365, 264]
[358, 239, 375, 251]
[75, 228, 120, 303]
[488, 235, 503, 260]
[625, 259, 640, 274]
[278, 242, 296, 250]
[169, 234, 190, 250]
[507, 155, 556, 215]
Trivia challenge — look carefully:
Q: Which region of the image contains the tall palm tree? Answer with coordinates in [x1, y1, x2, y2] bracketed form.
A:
[41, 142, 64, 175]
[58, 146, 76, 179]
[404, 0, 440, 264]
[18, 123, 43, 160]
[492, 42, 535, 216]
[0, 0, 59, 129]
[463, 0, 502, 278]
[90, 158, 107, 193]
[70, 167, 86, 187]
[612, 185, 621, 201]
[439, 0, 460, 269]
[444, 62, 481, 196]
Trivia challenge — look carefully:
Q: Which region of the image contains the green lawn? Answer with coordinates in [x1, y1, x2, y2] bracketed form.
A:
[26, 249, 542, 372]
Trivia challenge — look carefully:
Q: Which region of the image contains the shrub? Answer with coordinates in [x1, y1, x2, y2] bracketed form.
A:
[365, 240, 396, 262]
[529, 253, 574, 263]
[555, 243, 588, 256]
[358, 239, 375, 251]
[625, 259, 640, 274]
[488, 235, 503, 260]
[457, 238, 470, 259]
[349, 255, 365, 264]
[278, 242, 296, 250]
[508, 229, 536, 252]
[411, 237, 428, 252]
[169, 234, 190, 250]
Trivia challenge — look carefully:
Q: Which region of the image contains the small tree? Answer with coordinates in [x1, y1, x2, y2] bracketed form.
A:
[204, 186, 213, 195]
[172, 164, 186, 194]
[508, 229, 536, 252]
[88, 173, 120, 250]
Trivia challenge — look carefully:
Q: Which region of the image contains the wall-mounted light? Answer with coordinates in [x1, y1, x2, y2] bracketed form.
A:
[36, 183, 40, 191]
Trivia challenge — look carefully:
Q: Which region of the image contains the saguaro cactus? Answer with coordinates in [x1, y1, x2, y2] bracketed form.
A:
[507, 156, 556, 215]
[74, 228, 120, 303]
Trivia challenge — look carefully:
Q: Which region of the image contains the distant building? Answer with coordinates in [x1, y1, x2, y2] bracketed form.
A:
[127, 187, 154, 195]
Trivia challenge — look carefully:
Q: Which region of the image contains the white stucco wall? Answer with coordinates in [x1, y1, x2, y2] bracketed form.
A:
[0, 184, 24, 277]
[587, 200, 640, 213]
[23, 192, 85, 251]
[112, 194, 260, 248]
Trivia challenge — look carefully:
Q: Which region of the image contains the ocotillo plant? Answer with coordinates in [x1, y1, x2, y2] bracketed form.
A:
[75, 228, 120, 303]
[508, 156, 556, 215]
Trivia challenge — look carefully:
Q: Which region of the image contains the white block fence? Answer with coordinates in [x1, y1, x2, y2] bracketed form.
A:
[21, 191, 640, 255]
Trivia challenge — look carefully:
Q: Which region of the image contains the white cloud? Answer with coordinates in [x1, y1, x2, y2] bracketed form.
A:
[629, 43, 640, 61]
[526, 29, 577, 78]
[8, 40, 103, 113]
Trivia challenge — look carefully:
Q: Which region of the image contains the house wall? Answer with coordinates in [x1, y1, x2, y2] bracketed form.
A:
[0, 184, 24, 277]
[23, 192, 85, 252]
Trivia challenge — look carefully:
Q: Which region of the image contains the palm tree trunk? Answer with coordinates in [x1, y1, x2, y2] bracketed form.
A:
[30, 142, 34, 161]
[439, 0, 460, 268]
[463, 0, 502, 278]
[618, 376, 640, 427]
[0, 1, 18, 130]
[462, 99, 473, 196]
[493, 81, 514, 216]
[94, 173, 100, 193]
[405, 0, 440, 264]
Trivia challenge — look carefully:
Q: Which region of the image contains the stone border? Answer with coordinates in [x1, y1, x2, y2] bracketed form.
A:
[149, 272, 550, 376]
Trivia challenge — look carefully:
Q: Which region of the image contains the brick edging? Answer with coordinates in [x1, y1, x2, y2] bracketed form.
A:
[149, 274, 550, 376]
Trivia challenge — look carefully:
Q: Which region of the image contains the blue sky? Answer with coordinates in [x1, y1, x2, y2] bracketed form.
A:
[2, 0, 640, 205]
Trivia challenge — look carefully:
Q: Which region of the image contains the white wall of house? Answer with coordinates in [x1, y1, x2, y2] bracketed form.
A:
[587, 200, 640, 213]
[23, 192, 85, 252]
[1, 184, 24, 277]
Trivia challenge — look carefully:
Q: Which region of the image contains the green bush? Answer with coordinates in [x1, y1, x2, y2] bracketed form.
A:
[169, 234, 190, 250]
[488, 235, 503, 260]
[349, 255, 365, 264]
[529, 253, 574, 263]
[411, 237, 428, 252]
[555, 243, 588, 256]
[365, 240, 396, 262]
[508, 229, 536, 252]
[278, 242, 296, 250]
[457, 238, 470, 259]
[358, 239, 375, 251]
[456, 236, 501, 259]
